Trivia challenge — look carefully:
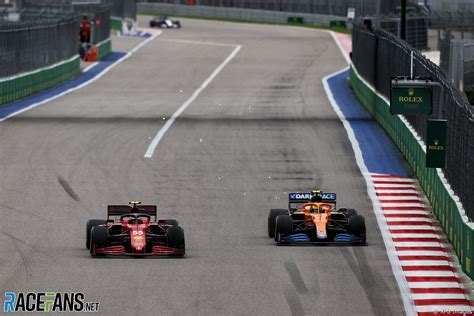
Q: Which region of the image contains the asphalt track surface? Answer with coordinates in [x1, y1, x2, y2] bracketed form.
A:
[0, 18, 405, 315]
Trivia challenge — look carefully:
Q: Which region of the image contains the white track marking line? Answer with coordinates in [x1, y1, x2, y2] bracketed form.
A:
[376, 190, 420, 195]
[383, 211, 432, 216]
[0, 31, 162, 122]
[390, 226, 443, 231]
[394, 246, 448, 251]
[402, 261, 452, 266]
[409, 282, 463, 288]
[391, 234, 443, 239]
[405, 271, 457, 277]
[160, 38, 237, 47]
[83, 62, 99, 73]
[372, 177, 417, 182]
[379, 196, 426, 201]
[415, 306, 472, 312]
[398, 251, 450, 256]
[329, 31, 351, 64]
[413, 293, 467, 300]
[374, 183, 418, 188]
[386, 218, 434, 223]
[322, 67, 416, 315]
[144, 44, 242, 158]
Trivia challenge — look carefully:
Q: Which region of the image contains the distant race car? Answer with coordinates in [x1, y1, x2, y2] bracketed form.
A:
[86, 201, 185, 257]
[149, 16, 181, 28]
[268, 191, 366, 245]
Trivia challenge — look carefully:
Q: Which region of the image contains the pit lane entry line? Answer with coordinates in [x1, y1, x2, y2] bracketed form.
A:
[144, 43, 242, 158]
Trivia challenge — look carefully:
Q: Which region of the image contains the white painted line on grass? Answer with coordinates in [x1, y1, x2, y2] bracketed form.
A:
[144, 44, 242, 158]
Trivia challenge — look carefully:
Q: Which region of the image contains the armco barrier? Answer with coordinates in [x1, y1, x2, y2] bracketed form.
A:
[350, 63, 474, 278]
[138, 2, 345, 27]
[0, 55, 80, 106]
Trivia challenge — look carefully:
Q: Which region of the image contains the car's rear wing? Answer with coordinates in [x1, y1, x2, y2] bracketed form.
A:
[288, 193, 336, 211]
[107, 205, 157, 219]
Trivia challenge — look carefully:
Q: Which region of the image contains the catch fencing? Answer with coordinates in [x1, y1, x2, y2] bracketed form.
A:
[430, 10, 474, 40]
[140, 0, 389, 17]
[351, 22, 474, 220]
[22, 0, 111, 44]
[110, 0, 137, 20]
[368, 15, 429, 51]
[0, 9, 79, 78]
[138, 2, 345, 27]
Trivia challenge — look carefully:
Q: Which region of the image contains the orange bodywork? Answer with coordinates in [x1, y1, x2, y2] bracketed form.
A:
[301, 203, 335, 239]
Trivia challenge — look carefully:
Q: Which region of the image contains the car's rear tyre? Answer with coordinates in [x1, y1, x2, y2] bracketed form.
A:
[90, 226, 108, 256]
[348, 215, 366, 241]
[149, 21, 155, 27]
[275, 215, 293, 241]
[86, 219, 106, 249]
[167, 226, 185, 255]
[163, 219, 179, 227]
[268, 209, 287, 237]
[340, 208, 358, 217]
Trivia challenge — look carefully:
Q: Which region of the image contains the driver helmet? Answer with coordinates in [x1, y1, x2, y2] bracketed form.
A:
[310, 189, 323, 202]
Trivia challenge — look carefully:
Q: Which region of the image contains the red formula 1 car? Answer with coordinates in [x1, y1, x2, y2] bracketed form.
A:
[86, 201, 185, 257]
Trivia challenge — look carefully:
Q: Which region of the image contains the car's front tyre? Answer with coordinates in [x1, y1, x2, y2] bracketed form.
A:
[268, 209, 288, 238]
[167, 226, 185, 256]
[275, 215, 293, 242]
[348, 215, 366, 243]
[86, 219, 106, 249]
[90, 226, 108, 256]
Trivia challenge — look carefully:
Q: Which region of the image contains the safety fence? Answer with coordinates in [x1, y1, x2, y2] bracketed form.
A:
[138, 2, 345, 27]
[441, 40, 474, 93]
[110, 0, 137, 20]
[140, 0, 392, 17]
[430, 10, 474, 36]
[22, 0, 111, 45]
[0, 10, 79, 78]
[351, 22, 474, 277]
[367, 15, 428, 51]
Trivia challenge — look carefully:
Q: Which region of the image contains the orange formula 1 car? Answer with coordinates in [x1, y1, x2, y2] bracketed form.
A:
[268, 191, 366, 245]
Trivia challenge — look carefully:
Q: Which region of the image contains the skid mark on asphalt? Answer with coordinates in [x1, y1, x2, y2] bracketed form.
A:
[0, 203, 44, 219]
[285, 261, 309, 294]
[283, 288, 305, 316]
[58, 176, 80, 202]
[339, 248, 392, 315]
[1, 232, 32, 280]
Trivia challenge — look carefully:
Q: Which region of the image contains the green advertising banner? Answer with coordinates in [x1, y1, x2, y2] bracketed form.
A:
[426, 119, 447, 168]
[390, 80, 432, 115]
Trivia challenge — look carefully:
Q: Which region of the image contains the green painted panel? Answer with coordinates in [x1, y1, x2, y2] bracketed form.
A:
[0, 56, 80, 106]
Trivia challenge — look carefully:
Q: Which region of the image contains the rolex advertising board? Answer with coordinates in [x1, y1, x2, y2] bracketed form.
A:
[390, 80, 433, 115]
[426, 119, 447, 168]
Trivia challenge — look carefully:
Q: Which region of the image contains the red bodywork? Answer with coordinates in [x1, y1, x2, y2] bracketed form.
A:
[90, 205, 184, 256]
